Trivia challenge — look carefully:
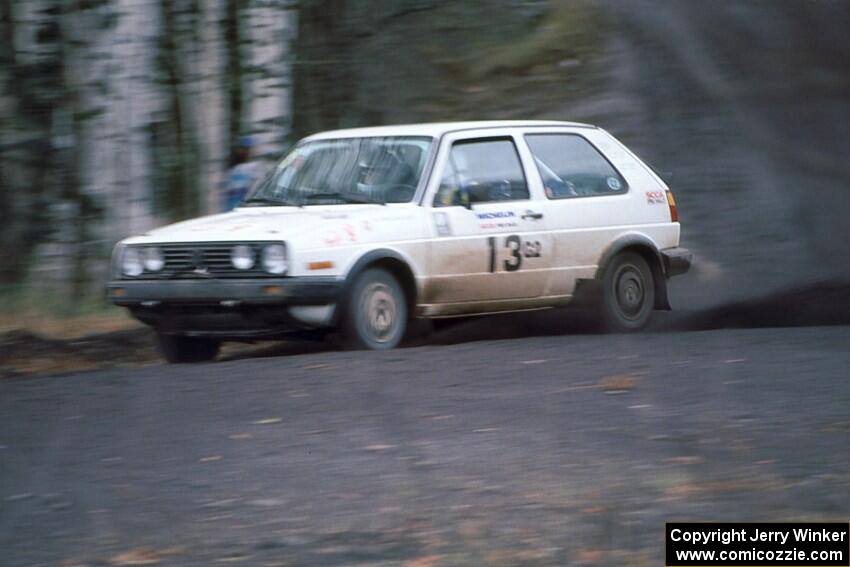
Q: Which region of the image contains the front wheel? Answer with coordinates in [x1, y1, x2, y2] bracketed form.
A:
[156, 332, 220, 363]
[599, 252, 655, 332]
[342, 268, 408, 350]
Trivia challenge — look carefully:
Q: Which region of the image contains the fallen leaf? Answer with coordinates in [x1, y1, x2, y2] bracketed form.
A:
[214, 555, 253, 563]
[599, 374, 639, 393]
[110, 548, 181, 566]
[575, 548, 604, 563]
[403, 555, 443, 567]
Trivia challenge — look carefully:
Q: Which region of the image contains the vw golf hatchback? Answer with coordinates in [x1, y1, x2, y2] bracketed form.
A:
[107, 121, 691, 362]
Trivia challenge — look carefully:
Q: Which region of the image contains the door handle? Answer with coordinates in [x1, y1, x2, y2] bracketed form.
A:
[522, 211, 544, 220]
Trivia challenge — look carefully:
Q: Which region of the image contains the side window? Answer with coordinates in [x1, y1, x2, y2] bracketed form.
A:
[434, 138, 529, 207]
[525, 134, 628, 199]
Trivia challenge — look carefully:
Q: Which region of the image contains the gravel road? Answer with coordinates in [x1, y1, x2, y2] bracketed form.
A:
[2, 325, 849, 566]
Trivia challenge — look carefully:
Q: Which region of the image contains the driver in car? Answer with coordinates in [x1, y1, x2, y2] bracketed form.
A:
[356, 148, 416, 203]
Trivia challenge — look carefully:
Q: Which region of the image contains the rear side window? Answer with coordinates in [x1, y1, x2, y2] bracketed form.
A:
[434, 138, 529, 207]
[525, 134, 628, 199]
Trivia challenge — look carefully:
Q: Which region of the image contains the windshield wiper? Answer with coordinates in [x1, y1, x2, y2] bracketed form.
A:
[301, 191, 385, 205]
[242, 196, 300, 207]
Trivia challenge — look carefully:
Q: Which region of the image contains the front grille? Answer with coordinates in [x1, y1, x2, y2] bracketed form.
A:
[127, 242, 281, 280]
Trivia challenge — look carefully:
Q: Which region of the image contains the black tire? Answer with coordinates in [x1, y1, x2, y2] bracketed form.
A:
[156, 332, 220, 363]
[342, 268, 408, 350]
[599, 252, 655, 332]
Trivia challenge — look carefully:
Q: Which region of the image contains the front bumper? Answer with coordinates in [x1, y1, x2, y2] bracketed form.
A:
[107, 276, 343, 307]
[661, 247, 692, 277]
[106, 277, 343, 337]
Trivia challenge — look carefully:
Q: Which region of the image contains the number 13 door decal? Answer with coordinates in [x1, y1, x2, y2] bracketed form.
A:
[486, 235, 542, 273]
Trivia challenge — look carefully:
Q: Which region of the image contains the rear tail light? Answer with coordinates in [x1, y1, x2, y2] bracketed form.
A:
[666, 191, 679, 222]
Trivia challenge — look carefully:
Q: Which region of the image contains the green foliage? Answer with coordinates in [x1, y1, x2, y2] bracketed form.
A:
[73, 107, 107, 122]
[73, 0, 115, 11]
[471, 0, 598, 78]
[291, 0, 602, 138]
[0, 280, 140, 340]
[0, 282, 112, 320]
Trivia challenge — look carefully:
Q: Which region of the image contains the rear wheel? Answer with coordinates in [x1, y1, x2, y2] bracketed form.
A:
[156, 332, 220, 363]
[600, 252, 655, 332]
[343, 268, 408, 350]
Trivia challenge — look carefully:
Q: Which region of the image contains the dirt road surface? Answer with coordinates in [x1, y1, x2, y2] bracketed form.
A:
[2, 325, 849, 566]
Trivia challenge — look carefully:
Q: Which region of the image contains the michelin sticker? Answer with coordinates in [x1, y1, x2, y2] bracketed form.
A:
[477, 211, 518, 229]
[607, 177, 622, 191]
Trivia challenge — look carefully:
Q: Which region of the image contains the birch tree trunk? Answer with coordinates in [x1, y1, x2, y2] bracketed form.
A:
[0, 0, 295, 298]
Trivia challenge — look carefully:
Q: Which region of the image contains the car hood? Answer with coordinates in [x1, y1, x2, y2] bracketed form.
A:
[125, 205, 389, 245]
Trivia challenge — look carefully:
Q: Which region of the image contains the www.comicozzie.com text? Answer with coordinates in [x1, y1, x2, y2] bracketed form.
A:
[670, 527, 848, 546]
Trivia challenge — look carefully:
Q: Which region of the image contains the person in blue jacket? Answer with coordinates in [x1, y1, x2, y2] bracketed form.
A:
[223, 136, 264, 211]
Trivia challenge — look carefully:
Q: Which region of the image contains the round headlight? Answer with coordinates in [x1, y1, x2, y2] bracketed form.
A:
[231, 245, 256, 270]
[261, 244, 287, 274]
[122, 247, 143, 277]
[142, 247, 165, 272]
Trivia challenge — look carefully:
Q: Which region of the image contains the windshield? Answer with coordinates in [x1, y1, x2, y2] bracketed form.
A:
[245, 136, 433, 206]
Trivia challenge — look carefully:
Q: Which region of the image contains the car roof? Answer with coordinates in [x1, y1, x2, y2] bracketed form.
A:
[302, 120, 596, 141]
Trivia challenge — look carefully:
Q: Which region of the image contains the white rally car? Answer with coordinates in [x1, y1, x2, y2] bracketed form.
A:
[107, 121, 691, 362]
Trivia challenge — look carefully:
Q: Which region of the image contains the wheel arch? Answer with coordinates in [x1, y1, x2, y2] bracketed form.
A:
[594, 235, 670, 311]
[336, 248, 419, 324]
